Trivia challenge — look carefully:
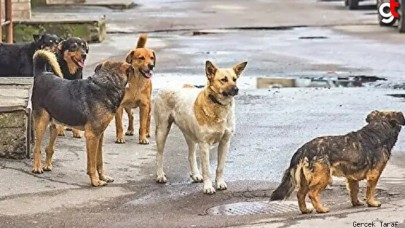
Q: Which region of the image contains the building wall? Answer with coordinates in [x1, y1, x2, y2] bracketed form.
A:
[12, 0, 31, 20]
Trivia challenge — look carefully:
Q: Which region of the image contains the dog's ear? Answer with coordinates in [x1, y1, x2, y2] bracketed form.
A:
[126, 65, 135, 78]
[95, 63, 103, 73]
[84, 41, 89, 53]
[232, 62, 248, 78]
[390, 112, 405, 126]
[152, 51, 156, 66]
[205, 60, 218, 81]
[33, 34, 41, 42]
[366, 110, 380, 123]
[57, 40, 65, 51]
[126, 50, 135, 64]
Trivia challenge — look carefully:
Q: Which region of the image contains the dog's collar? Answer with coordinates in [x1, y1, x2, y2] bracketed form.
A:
[209, 94, 226, 106]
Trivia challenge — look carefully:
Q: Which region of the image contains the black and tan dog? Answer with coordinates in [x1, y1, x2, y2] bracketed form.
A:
[270, 111, 404, 214]
[31, 50, 134, 187]
[55, 37, 89, 138]
[0, 33, 61, 77]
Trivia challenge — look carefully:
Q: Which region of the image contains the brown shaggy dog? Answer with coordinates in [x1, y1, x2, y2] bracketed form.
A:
[270, 111, 404, 214]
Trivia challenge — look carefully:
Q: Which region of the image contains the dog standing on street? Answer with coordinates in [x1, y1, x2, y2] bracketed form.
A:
[270, 111, 404, 214]
[31, 50, 134, 186]
[115, 34, 155, 144]
[154, 60, 247, 194]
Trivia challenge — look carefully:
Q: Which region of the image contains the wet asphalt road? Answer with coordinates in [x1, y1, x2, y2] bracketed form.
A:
[1, 0, 405, 227]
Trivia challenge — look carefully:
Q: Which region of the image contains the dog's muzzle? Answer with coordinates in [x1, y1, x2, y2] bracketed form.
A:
[223, 86, 239, 97]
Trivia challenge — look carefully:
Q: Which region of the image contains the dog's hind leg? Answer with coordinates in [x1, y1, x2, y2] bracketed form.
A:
[346, 179, 363, 206]
[184, 135, 202, 183]
[199, 143, 215, 194]
[216, 133, 231, 190]
[297, 178, 312, 214]
[97, 133, 114, 183]
[155, 114, 173, 183]
[115, 106, 126, 144]
[307, 162, 330, 213]
[43, 123, 58, 171]
[124, 107, 134, 136]
[32, 110, 50, 174]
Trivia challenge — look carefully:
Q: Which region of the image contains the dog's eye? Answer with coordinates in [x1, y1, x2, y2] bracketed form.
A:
[139, 56, 145, 60]
[151, 57, 154, 60]
[233, 77, 237, 82]
[221, 78, 228, 82]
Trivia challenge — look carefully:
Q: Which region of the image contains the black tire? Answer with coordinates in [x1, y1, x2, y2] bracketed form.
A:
[348, 0, 359, 9]
[378, 0, 397, 26]
[399, 0, 405, 32]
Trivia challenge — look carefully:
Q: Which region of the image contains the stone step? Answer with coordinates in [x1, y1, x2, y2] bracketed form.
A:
[10, 17, 106, 43]
[0, 78, 33, 159]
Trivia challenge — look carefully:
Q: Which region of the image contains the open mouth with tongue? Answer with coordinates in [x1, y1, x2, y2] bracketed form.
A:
[72, 57, 85, 68]
[140, 69, 153, 79]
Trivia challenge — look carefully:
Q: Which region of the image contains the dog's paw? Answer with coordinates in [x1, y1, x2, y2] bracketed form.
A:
[125, 130, 134, 136]
[156, 173, 167, 183]
[352, 200, 364, 207]
[315, 207, 330, 213]
[300, 208, 313, 214]
[115, 137, 126, 144]
[139, 138, 149, 145]
[203, 185, 216, 195]
[32, 166, 44, 174]
[367, 200, 381, 207]
[57, 130, 66, 136]
[190, 174, 203, 183]
[72, 131, 82, 138]
[43, 163, 53, 171]
[216, 180, 227, 190]
[91, 179, 108, 187]
[99, 175, 114, 183]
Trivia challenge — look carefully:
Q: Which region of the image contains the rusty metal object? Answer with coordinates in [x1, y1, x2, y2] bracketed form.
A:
[0, 0, 13, 43]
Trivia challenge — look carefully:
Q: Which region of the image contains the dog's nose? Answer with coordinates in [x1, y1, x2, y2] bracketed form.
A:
[81, 53, 87, 59]
[233, 86, 239, 94]
[148, 64, 154, 70]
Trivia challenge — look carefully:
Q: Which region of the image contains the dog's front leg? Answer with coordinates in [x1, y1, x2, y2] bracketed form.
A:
[216, 133, 231, 190]
[199, 143, 215, 194]
[85, 131, 106, 187]
[139, 103, 150, 144]
[115, 106, 125, 143]
[366, 169, 383, 207]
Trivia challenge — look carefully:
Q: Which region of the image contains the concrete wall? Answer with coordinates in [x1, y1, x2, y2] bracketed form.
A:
[46, 0, 85, 4]
[12, 0, 31, 20]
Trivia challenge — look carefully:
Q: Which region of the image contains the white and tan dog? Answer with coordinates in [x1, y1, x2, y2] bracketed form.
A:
[154, 60, 247, 194]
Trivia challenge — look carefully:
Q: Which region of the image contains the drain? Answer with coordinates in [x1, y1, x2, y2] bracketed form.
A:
[299, 36, 328, 40]
[206, 201, 297, 216]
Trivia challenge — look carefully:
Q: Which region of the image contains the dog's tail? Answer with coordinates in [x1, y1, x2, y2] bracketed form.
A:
[270, 151, 304, 201]
[136, 34, 148, 48]
[33, 50, 63, 78]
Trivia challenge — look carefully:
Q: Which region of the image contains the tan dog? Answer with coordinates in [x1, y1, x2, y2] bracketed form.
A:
[115, 34, 155, 144]
[154, 60, 247, 194]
